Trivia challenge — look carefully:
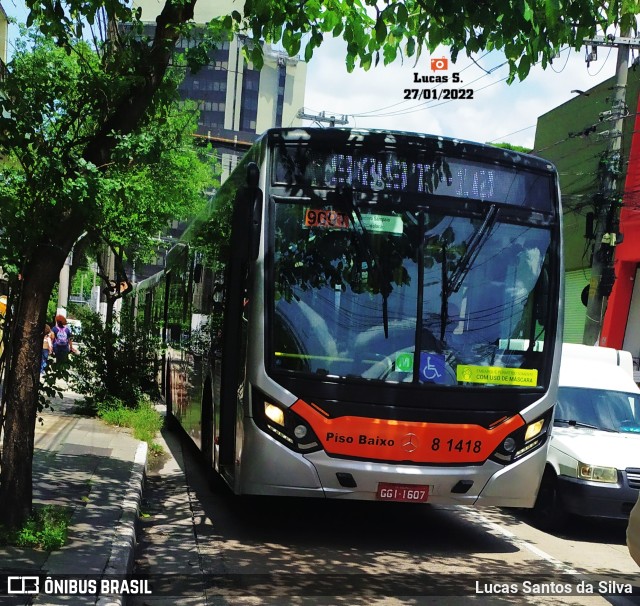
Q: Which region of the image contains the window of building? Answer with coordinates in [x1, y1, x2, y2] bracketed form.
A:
[240, 66, 260, 134]
[275, 63, 286, 127]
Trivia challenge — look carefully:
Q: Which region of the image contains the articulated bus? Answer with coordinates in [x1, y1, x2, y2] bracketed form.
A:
[134, 127, 563, 507]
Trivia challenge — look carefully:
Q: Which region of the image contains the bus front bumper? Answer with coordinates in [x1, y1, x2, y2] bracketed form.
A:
[238, 421, 547, 507]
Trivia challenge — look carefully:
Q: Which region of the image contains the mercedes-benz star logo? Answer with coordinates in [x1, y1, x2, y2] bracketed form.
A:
[402, 433, 418, 453]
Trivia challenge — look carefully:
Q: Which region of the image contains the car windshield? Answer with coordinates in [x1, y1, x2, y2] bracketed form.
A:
[555, 386, 640, 433]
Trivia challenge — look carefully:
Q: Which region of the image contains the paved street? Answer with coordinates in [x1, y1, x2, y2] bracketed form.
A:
[131, 422, 640, 606]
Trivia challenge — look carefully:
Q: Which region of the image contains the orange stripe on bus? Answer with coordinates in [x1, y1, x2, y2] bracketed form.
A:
[291, 399, 524, 464]
[489, 416, 509, 429]
[308, 401, 330, 418]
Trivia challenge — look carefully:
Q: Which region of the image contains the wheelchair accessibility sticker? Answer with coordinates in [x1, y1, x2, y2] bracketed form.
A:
[419, 353, 447, 384]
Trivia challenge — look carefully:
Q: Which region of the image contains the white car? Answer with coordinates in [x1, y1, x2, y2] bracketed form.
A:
[533, 343, 640, 529]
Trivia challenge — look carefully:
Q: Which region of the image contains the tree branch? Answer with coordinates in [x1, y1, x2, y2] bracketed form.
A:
[82, 0, 197, 169]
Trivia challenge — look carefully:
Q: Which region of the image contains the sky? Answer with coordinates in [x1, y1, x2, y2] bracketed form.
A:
[303, 36, 625, 150]
[1, 0, 626, 150]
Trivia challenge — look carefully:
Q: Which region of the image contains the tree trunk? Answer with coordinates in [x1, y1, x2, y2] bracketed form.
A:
[104, 294, 116, 395]
[0, 0, 198, 531]
[0, 243, 72, 528]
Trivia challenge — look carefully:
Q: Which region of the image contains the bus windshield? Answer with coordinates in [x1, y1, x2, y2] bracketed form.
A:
[272, 201, 552, 388]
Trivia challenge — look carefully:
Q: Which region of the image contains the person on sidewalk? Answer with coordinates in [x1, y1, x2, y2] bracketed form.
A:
[41, 324, 53, 374]
[51, 315, 74, 363]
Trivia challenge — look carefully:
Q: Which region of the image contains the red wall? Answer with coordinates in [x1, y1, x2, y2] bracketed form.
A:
[600, 97, 640, 348]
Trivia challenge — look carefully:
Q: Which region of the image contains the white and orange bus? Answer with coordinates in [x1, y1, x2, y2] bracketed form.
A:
[133, 127, 563, 507]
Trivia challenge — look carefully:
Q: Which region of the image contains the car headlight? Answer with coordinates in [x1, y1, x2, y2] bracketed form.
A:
[578, 462, 618, 484]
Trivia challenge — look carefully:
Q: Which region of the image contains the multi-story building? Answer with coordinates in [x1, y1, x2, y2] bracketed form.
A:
[133, 0, 307, 181]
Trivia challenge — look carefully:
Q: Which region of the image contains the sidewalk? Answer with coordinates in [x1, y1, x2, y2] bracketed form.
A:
[0, 390, 147, 606]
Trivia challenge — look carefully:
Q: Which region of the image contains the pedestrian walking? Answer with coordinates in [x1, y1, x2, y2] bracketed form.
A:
[41, 324, 53, 374]
[51, 315, 73, 363]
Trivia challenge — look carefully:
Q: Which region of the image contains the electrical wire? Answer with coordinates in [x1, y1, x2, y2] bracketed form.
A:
[587, 45, 614, 77]
[549, 48, 572, 74]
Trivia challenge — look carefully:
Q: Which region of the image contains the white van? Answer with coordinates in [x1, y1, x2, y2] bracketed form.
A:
[532, 343, 640, 529]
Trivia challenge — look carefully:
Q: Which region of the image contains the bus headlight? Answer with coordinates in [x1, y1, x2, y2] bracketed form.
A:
[578, 463, 618, 483]
[524, 418, 545, 441]
[265, 402, 285, 426]
[253, 389, 322, 453]
[489, 409, 552, 465]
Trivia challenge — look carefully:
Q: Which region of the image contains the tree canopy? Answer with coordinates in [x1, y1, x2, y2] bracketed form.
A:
[0, 30, 215, 275]
[21, 0, 640, 84]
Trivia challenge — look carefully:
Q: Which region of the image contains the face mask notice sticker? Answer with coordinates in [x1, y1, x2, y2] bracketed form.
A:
[457, 364, 538, 386]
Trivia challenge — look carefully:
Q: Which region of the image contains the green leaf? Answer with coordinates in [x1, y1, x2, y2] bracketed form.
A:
[406, 36, 415, 57]
[396, 3, 409, 26]
[375, 19, 387, 45]
[346, 53, 355, 72]
[545, 0, 560, 21]
[383, 44, 397, 64]
[429, 26, 443, 49]
[523, 1, 534, 23]
[516, 54, 532, 80]
[305, 41, 314, 62]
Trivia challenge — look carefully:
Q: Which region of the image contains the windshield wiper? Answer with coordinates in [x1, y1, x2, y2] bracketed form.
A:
[555, 419, 616, 432]
[447, 204, 498, 297]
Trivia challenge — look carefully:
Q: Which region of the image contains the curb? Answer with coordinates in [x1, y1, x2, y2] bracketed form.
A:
[96, 441, 148, 606]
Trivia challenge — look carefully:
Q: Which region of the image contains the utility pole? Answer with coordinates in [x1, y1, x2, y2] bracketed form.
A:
[582, 31, 640, 345]
[297, 108, 349, 127]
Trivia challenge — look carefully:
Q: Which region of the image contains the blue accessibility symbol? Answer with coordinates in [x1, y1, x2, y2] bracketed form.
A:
[419, 353, 447, 384]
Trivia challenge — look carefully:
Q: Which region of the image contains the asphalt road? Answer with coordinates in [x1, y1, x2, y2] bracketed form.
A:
[131, 425, 640, 606]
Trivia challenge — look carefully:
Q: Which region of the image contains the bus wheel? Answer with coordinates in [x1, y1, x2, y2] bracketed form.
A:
[532, 468, 567, 531]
